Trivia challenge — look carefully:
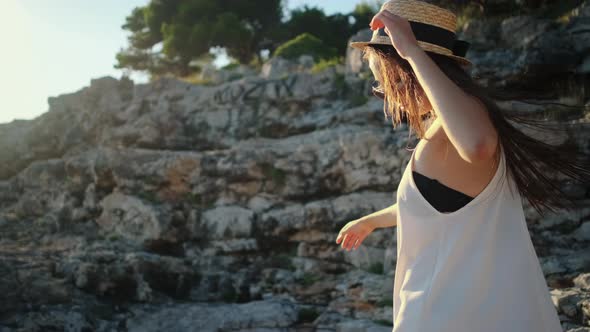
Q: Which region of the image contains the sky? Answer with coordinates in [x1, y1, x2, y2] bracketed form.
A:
[0, 0, 363, 124]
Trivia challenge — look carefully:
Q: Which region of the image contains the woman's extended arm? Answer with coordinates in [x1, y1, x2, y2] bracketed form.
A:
[362, 202, 398, 229]
[405, 47, 498, 164]
[336, 202, 398, 251]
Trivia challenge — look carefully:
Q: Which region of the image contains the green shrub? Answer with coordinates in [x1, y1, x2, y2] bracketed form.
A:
[349, 95, 369, 107]
[367, 262, 384, 274]
[298, 272, 320, 286]
[273, 33, 338, 62]
[137, 191, 158, 203]
[373, 319, 393, 326]
[179, 73, 216, 86]
[456, 4, 484, 30]
[221, 62, 240, 71]
[272, 253, 296, 271]
[222, 286, 238, 302]
[259, 162, 286, 187]
[332, 73, 348, 95]
[311, 56, 343, 74]
[376, 296, 393, 307]
[298, 307, 320, 322]
[227, 73, 244, 81]
[330, 72, 369, 106]
[108, 234, 121, 242]
[535, 0, 583, 20]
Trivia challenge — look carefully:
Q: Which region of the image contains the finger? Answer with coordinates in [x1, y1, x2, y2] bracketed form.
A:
[336, 223, 351, 241]
[352, 236, 360, 250]
[353, 235, 365, 249]
[375, 11, 402, 30]
[339, 233, 348, 248]
[371, 14, 385, 30]
[336, 224, 351, 243]
[336, 232, 343, 244]
[342, 233, 355, 250]
[348, 235, 359, 250]
[348, 236, 358, 251]
[376, 11, 391, 23]
[341, 233, 350, 249]
[350, 237, 359, 250]
[370, 14, 384, 29]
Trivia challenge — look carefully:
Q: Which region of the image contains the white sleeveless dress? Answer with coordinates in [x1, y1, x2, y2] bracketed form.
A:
[393, 140, 563, 332]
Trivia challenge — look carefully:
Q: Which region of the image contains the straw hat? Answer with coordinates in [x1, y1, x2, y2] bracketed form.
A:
[349, 0, 472, 67]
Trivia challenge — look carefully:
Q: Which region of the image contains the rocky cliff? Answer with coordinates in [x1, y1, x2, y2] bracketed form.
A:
[1, 2, 590, 331]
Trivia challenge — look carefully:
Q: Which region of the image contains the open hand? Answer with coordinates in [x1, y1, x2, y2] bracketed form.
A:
[369, 9, 422, 61]
[335, 218, 376, 251]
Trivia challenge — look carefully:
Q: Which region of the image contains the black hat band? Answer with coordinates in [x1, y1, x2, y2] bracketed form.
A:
[377, 20, 470, 57]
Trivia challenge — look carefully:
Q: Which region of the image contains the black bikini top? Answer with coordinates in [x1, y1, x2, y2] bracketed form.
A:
[412, 171, 475, 213]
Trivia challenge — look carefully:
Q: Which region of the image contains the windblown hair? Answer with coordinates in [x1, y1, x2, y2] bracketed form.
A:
[363, 43, 590, 216]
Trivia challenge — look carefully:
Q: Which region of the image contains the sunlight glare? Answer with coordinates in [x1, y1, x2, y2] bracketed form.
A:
[0, 1, 39, 123]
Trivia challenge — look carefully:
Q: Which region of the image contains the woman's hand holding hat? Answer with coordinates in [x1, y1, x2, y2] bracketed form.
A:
[370, 9, 423, 61]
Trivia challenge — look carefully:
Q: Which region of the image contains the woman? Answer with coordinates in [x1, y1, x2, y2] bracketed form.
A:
[335, 1, 590, 331]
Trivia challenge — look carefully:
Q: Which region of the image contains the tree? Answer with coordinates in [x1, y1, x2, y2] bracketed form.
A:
[273, 33, 338, 62]
[350, 1, 380, 33]
[115, 0, 394, 78]
[115, 0, 284, 77]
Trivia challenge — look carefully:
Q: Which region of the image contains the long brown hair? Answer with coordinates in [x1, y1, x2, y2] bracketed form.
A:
[363, 43, 590, 217]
